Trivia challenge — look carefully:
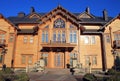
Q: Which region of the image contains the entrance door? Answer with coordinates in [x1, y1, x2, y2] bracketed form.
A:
[54, 53, 64, 68]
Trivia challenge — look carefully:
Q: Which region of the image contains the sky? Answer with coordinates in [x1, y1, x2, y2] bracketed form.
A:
[0, 0, 120, 17]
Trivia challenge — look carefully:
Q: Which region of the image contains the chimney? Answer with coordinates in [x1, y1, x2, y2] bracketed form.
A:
[18, 12, 25, 17]
[86, 7, 90, 14]
[0, 13, 3, 18]
[30, 7, 35, 13]
[103, 9, 108, 21]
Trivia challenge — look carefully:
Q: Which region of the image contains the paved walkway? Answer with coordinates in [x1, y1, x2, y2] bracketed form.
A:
[28, 69, 83, 81]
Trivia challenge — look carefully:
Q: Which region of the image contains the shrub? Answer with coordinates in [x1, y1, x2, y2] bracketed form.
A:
[14, 73, 29, 81]
[83, 73, 97, 81]
[0, 68, 29, 81]
[106, 69, 116, 75]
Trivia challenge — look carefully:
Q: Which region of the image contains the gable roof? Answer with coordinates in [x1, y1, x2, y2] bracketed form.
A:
[78, 12, 95, 18]
[40, 5, 80, 26]
[103, 14, 120, 28]
[7, 6, 113, 27]
[0, 13, 18, 29]
[26, 12, 41, 18]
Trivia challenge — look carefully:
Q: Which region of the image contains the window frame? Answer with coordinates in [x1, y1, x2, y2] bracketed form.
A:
[30, 36, 34, 43]
[23, 35, 28, 43]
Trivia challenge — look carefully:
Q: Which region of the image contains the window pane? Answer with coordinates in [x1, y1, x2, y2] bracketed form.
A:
[46, 31, 48, 42]
[85, 56, 90, 65]
[9, 34, 14, 42]
[84, 36, 89, 44]
[57, 31, 61, 42]
[53, 32, 56, 42]
[70, 31, 72, 43]
[28, 55, 33, 64]
[42, 31, 45, 42]
[91, 36, 95, 44]
[114, 33, 120, 40]
[73, 31, 77, 43]
[92, 56, 97, 65]
[105, 34, 110, 43]
[30, 36, 34, 43]
[23, 36, 27, 43]
[54, 18, 65, 28]
[0, 34, 5, 44]
[62, 31, 65, 42]
[21, 55, 26, 64]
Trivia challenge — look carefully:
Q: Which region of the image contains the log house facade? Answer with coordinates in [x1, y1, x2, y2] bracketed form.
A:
[0, 6, 120, 71]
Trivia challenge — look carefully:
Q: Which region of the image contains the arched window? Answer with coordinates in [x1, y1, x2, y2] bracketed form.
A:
[54, 18, 65, 28]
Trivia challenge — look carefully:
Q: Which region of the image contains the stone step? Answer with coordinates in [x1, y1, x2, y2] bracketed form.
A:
[45, 68, 71, 75]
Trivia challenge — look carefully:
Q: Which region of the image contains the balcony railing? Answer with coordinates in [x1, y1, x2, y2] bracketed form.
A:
[113, 40, 120, 48]
[50, 40, 66, 44]
[41, 40, 76, 47]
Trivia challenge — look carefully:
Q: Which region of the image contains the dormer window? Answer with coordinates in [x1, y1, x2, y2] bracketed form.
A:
[54, 18, 65, 28]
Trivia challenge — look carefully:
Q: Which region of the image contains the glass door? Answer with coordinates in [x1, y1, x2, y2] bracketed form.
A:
[54, 53, 64, 68]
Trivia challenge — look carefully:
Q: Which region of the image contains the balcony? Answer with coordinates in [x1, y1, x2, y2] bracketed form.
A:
[0, 39, 6, 48]
[41, 40, 76, 48]
[113, 40, 120, 48]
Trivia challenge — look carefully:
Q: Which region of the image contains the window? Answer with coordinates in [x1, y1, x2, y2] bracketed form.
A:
[105, 34, 110, 43]
[91, 36, 95, 44]
[21, 54, 33, 65]
[53, 32, 56, 42]
[42, 31, 48, 43]
[73, 31, 77, 43]
[54, 18, 65, 28]
[62, 31, 65, 42]
[85, 55, 97, 66]
[69, 30, 77, 43]
[70, 31, 73, 43]
[9, 34, 14, 42]
[30, 36, 34, 43]
[52, 31, 66, 43]
[23, 36, 28, 43]
[57, 31, 61, 42]
[0, 34, 5, 44]
[84, 36, 89, 44]
[92, 56, 97, 65]
[85, 56, 90, 65]
[21, 55, 26, 64]
[114, 33, 120, 40]
[0, 54, 3, 63]
[28, 55, 33, 64]
[84, 36, 96, 44]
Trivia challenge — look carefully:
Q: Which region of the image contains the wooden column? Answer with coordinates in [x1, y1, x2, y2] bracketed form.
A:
[65, 47, 69, 68]
[77, 25, 81, 64]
